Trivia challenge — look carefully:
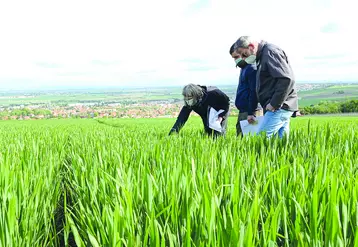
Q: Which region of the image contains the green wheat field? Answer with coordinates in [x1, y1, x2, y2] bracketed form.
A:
[0, 116, 357, 247]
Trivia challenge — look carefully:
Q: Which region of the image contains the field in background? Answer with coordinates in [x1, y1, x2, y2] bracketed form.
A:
[1, 83, 358, 107]
[297, 84, 358, 106]
[1, 116, 357, 246]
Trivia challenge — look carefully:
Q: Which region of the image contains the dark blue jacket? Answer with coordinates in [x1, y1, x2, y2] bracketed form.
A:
[235, 64, 259, 115]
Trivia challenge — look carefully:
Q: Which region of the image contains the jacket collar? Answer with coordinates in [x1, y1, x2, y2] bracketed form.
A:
[256, 40, 267, 64]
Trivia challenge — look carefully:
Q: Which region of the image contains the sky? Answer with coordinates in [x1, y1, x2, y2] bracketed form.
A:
[0, 0, 357, 90]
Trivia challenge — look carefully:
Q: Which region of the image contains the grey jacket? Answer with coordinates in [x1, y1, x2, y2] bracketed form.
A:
[255, 41, 298, 112]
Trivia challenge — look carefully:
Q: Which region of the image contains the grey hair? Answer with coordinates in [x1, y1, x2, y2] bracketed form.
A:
[182, 83, 204, 99]
[233, 36, 257, 50]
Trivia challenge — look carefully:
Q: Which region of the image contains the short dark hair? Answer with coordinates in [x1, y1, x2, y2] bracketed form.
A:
[229, 42, 236, 55]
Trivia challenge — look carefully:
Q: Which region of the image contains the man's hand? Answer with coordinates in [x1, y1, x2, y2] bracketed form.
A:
[218, 117, 223, 123]
[266, 103, 276, 112]
[247, 115, 256, 124]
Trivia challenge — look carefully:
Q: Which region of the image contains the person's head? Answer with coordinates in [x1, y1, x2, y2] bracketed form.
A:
[230, 42, 246, 69]
[229, 42, 243, 68]
[182, 83, 204, 107]
[229, 43, 236, 56]
[231, 36, 259, 67]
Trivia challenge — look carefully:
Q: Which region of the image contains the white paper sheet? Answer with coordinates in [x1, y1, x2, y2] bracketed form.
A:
[208, 108, 225, 132]
[239, 116, 264, 136]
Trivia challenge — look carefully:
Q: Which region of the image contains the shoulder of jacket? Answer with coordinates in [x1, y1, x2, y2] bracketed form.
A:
[247, 64, 257, 71]
[241, 64, 256, 77]
[207, 88, 219, 95]
[264, 43, 285, 57]
[208, 88, 227, 97]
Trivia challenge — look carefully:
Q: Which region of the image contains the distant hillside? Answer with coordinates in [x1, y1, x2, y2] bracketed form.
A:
[296, 84, 358, 106]
[0, 83, 357, 108]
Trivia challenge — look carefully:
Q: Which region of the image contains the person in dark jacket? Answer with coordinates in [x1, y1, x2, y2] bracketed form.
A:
[232, 36, 299, 138]
[229, 43, 263, 136]
[168, 83, 230, 137]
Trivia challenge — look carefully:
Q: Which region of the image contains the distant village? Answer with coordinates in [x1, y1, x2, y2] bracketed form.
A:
[0, 102, 241, 121]
[0, 83, 348, 121]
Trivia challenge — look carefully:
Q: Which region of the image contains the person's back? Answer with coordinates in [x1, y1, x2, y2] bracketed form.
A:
[234, 64, 262, 136]
[235, 64, 257, 112]
[256, 41, 298, 112]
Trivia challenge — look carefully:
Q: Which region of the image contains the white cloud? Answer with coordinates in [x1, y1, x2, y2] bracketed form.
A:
[0, 0, 357, 89]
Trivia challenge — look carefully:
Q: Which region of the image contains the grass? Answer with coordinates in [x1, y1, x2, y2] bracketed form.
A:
[0, 116, 357, 246]
[0, 121, 69, 246]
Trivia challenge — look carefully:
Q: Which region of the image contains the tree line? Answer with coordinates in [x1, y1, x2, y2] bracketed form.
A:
[300, 99, 358, 115]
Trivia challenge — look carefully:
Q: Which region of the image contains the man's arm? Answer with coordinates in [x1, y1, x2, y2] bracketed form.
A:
[247, 67, 259, 116]
[169, 106, 192, 135]
[266, 50, 295, 109]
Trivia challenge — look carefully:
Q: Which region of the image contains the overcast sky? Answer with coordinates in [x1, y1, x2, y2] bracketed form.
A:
[0, 0, 357, 89]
